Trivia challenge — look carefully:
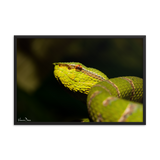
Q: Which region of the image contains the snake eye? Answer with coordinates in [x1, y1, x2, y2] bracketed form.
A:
[75, 64, 82, 71]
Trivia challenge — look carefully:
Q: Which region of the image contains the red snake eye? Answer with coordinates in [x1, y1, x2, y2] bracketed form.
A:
[75, 65, 82, 71]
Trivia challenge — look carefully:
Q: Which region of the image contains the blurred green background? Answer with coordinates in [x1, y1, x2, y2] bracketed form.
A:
[16, 37, 143, 122]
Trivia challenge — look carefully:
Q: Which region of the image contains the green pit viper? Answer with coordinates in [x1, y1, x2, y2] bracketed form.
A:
[53, 62, 143, 122]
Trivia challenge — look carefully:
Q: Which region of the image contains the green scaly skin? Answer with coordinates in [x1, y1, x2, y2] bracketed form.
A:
[53, 62, 143, 122]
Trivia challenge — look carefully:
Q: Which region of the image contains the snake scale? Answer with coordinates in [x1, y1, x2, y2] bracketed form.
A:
[53, 62, 143, 122]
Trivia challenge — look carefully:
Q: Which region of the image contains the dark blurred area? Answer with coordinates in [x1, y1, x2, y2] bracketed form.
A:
[16, 37, 143, 122]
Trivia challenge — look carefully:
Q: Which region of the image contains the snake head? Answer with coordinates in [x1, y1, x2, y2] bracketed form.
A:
[53, 62, 108, 95]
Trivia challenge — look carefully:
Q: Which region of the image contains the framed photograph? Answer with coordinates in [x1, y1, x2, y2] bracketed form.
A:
[14, 35, 146, 125]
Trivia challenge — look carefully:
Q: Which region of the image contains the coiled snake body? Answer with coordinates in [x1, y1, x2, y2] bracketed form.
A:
[53, 62, 143, 122]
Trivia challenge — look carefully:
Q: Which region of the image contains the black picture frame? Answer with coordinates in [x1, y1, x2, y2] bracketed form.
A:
[11, 32, 149, 127]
